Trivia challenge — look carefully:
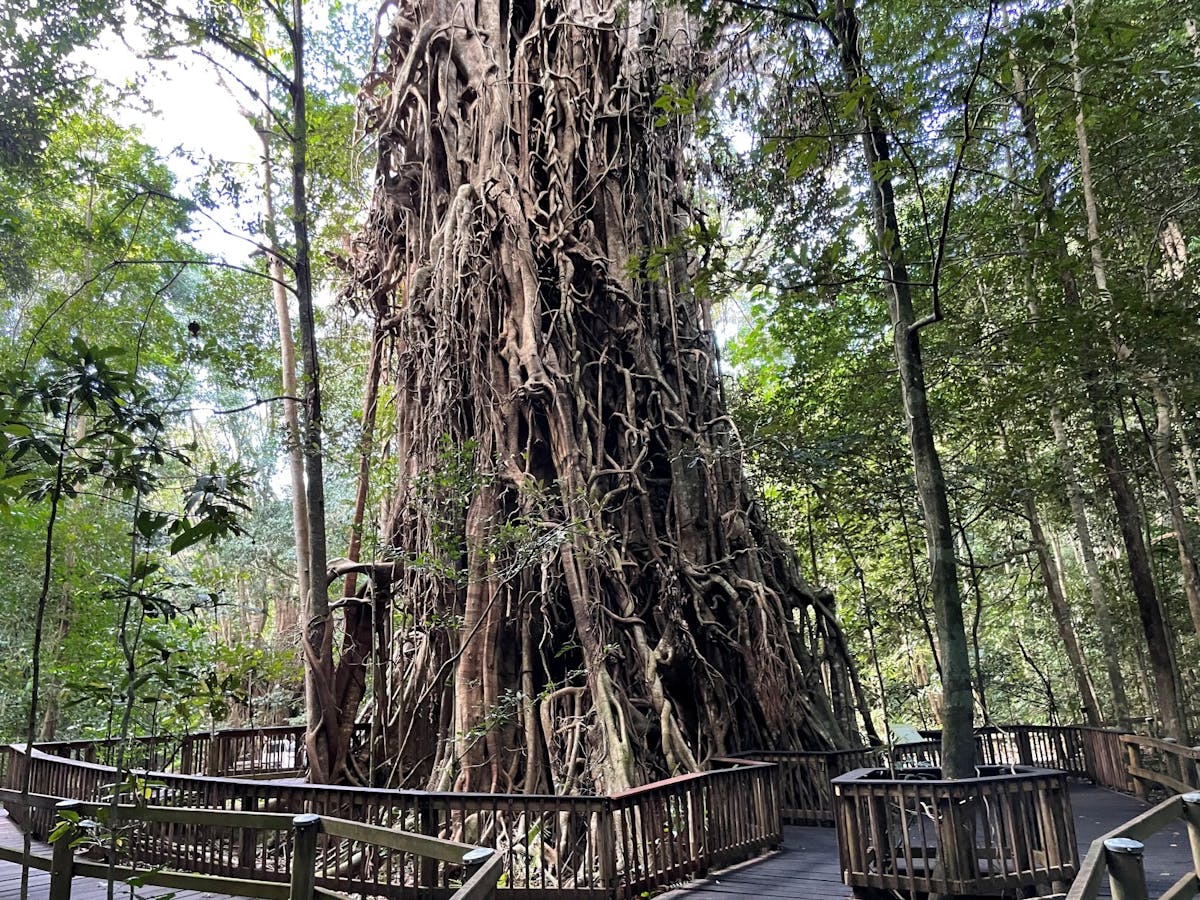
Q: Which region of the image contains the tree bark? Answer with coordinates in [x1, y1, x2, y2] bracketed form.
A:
[1023, 493, 1103, 725]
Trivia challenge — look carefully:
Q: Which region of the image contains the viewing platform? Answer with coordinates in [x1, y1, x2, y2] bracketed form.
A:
[0, 724, 1195, 899]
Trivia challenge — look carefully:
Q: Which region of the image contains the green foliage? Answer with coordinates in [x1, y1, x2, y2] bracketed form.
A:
[705, 0, 1200, 733]
[0, 0, 121, 170]
[0, 342, 257, 740]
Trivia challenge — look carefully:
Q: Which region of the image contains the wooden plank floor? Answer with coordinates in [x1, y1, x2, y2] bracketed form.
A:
[0, 812, 247, 900]
[661, 783, 1194, 899]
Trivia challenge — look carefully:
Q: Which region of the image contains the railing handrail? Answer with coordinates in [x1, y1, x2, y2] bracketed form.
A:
[1121, 732, 1200, 759]
[832, 762, 1067, 786]
[0, 787, 499, 900]
[1068, 792, 1200, 900]
[9, 743, 602, 803]
[1, 740, 782, 899]
[608, 754, 775, 800]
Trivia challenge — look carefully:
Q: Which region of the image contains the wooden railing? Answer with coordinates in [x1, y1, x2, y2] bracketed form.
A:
[24, 725, 372, 778]
[611, 757, 780, 896]
[832, 765, 1079, 896]
[0, 742, 781, 899]
[1069, 792, 1200, 900]
[893, 725, 1129, 791]
[0, 788, 502, 900]
[728, 748, 878, 824]
[0, 721, 1176, 898]
[1121, 734, 1200, 799]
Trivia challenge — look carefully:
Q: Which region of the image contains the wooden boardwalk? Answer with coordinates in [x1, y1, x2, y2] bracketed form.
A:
[0, 812, 245, 900]
[0, 782, 1189, 899]
[662, 783, 1193, 899]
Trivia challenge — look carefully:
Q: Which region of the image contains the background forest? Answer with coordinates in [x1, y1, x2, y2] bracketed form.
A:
[1, 0, 1198, 762]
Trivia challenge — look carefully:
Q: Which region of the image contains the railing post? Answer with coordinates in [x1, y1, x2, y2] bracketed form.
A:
[463, 846, 494, 893]
[1104, 837, 1149, 900]
[49, 799, 81, 900]
[418, 796, 438, 888]
[1182, 793, 1200, 878]
[1125, 740, 1149, 801]
[289, 813, 321, 900]
[598, 798, 618, 897]
[1016, 728, 1034, 766]
[1165, 738, 1184, 788]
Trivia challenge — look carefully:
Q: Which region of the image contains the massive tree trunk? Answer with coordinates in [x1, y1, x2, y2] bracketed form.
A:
[347, 0, 847, 793]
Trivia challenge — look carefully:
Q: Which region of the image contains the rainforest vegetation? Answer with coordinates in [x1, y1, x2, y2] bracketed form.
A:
[1, 0, 1198, 792]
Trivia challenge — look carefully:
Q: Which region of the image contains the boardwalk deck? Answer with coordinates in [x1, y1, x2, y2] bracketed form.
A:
[661, 782, 1193, 899]
[0, 812, 247, 900]
[0, 781, 1186, 899]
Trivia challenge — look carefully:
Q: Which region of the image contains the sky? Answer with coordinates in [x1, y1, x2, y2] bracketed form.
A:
[90, 27, 265, 261]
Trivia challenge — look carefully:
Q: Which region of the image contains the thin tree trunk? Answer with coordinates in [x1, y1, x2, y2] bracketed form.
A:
[1010, 55, 1187, 741]
[1048, 408, 1130, 725]
[1024, 494, 1103, 725]
[340, 327, 384, 599]
[1073, 4, 1196, 733]
[895, 475, 942, 677]
[1148, 380, 1200, 638]
[257, 118, 312, 621]
[1017, 636, 1060, 724]
[956, 520, 991, 724]
[833, 0, 973, 777]
[286, 0, 336, 783]
[1179, 421, 1200, 514]
[1007, 75, 1131, 728]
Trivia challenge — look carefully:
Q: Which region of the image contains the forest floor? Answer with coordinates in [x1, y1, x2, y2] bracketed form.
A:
[659, 782, 1187, 899]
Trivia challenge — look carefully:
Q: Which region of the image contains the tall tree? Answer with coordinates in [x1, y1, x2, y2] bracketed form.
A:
[1008, 40, 1188, 741]
[138, 0, 343, 778]
[825, 0, 981, 778]
[346, 0, 850, 793]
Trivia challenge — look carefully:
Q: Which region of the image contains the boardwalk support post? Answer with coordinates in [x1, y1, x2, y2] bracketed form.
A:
[48, 798, 81, 900]
[1183, 793, 1200, 876]
[1104, 837, 1148, 900]
[1125, 741, 1149, 801]
[463, 846, 493, 877]
[289, 812, 321, 900]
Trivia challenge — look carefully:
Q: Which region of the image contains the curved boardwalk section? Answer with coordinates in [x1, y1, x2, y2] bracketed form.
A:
[660, 783, 1193, 900]
[2, 724, 1197, 899]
